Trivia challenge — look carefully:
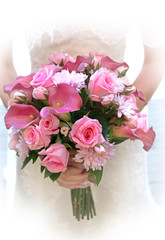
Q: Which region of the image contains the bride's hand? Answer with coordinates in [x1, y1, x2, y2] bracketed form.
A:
[56, 149, 89, 189]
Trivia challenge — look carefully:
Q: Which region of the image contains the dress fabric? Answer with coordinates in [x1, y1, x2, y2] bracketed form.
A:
[13, 21, 165, 240]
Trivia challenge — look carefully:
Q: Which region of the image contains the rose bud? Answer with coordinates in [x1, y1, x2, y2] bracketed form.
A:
[32, 87, 49, 100]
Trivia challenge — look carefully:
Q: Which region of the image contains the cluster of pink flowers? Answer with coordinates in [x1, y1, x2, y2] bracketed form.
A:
[4, 51, 155, 179]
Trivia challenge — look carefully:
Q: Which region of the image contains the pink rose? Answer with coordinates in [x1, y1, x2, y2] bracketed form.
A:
[70, 116, 104, 148]
[39, 113, 60, 135]
[48, 52, 75, 65]
[88, 68, 121, 102]
[32, 87, 49, 100]
[23, 125, 50, 150]
[30, 64, 60, 88]
[39, 143, 69, 173]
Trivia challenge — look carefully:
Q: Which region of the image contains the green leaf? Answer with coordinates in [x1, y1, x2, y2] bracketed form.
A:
[88, 167, 103, 186]
[44, 169, 52, 178]
[55, 134, 62, 143]
[40, 166, 45, 173]
[111, 137, 128, 144]
[95, 62, 100, 71]
[89, 53, 94, 60]
[49, 172, 61, 182]
[118, 69, 128, 78]
[31, 151, 38, 164]
[108, 127, 113, 142]
[88, 113, 108, 139]
[80, 88, 89, 107]
[21, 150, 40, 169]
[21, 155, 32, 169]
[63, 143, 72, 149]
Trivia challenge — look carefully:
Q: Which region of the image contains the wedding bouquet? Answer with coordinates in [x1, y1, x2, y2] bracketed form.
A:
[4, 51, 155, 221]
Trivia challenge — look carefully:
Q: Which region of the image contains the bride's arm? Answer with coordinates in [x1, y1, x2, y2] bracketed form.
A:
[133, 44, 165, 111]
[0, 38, 17, 107]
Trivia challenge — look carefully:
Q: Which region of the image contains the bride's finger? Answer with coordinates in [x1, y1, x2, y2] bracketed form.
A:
[65, 166, 83, 175]
[68, 161, 85, 170]
[69, 149, 77, 156]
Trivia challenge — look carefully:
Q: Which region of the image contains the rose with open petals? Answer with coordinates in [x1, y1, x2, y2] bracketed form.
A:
[39, 113, 60, 135]
[30, 64, 60, 88]
[39, 143, 69, 173]
[23, 125, 50, 150]
[70, 116, 104, 148]
[88, 68, 124, 102]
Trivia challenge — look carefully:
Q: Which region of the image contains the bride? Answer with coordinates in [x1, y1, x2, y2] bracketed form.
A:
[0, 2, 165, 240]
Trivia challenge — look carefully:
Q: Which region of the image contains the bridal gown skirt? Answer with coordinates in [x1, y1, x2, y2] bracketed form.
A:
[12, 140, 165, 240]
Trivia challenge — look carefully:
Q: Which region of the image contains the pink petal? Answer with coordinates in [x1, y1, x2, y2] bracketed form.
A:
[63, 56, 91, 72]
[4, 74, 34, 93]
[112, 126, 138, 140]
[49, 83, 82, 113]
[111, 125, 155, 151]
[40, 107, 56, 118]
[101, 56, 129, 71]
[5, 104, 40, 129]
[134, 127, 156, 151]
[133, 89, 146, 102]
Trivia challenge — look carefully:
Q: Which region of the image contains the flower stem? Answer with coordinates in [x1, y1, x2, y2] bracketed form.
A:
[71, 186, 96, 221]
[28, 100, 42, 109]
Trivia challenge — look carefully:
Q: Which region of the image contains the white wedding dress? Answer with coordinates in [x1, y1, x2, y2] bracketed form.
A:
[11, 14, 165, 240]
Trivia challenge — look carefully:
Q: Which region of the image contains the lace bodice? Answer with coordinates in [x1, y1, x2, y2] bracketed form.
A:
[25, 20, 128, 73]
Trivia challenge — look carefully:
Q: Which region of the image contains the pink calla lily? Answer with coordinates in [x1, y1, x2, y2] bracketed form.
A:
[5, 104, 40, 129]
[111, 125, 155, 151]
[134, 127, 156, 151]
[4, 74, 34, 94]
[63, 56, 91, 72]
[101, 56, 129, 71]
[133, 89, 146, 102]
[47, 83, 82, 114]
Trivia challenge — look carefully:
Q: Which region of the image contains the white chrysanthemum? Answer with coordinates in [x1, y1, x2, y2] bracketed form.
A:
[73, 140, 115, 171]
[53, 69, 88, 92]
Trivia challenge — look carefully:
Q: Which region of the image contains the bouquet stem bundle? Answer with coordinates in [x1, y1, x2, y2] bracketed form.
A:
[71, 186, 96, 220]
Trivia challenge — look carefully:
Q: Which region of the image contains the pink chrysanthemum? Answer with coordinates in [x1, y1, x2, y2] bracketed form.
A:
[53, 69, 87, 92]
[114, 94, 138, 119]
[16, 133, 29, 161]
[73, 140, 115, 171]
[9, 128, 29, 161]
